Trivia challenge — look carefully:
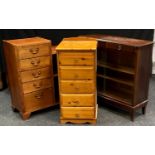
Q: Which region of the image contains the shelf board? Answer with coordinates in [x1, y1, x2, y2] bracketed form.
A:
[97, 62, 135, 75]
[97, 74, 134, 87]
[98, 90, 132, 105]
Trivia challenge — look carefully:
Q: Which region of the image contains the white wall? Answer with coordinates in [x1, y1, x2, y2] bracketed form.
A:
[152, 30, 155, 74]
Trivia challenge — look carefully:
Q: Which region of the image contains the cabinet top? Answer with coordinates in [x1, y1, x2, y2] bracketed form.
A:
[80, 35, 154, 47]
[56, 37, 97, 50]
[3, 37, 51, 46]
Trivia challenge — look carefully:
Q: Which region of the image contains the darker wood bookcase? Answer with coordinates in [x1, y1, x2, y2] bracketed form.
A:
[84, 35, 154, 121]
[97, 35, 153, 121]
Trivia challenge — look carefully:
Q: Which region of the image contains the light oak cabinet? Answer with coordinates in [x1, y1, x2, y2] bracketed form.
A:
[56, 37, 98, 124]
[3, 37, 56, 120]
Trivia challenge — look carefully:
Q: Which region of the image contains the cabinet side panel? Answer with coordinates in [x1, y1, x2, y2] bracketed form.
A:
[134, 45, 153, 105]
[0, 72, 2, 89]
[3, 42, 24, 111]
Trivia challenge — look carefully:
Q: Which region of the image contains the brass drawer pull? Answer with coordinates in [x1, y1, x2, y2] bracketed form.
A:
[31, 59, 40, 66]
[32, 71, 41, 78]
[33, 82, 42, 88]
[29, 48, 39, 54]
[35, 92, 43, 99]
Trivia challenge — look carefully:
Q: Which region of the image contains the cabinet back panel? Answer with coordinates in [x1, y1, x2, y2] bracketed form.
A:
[98, 48, 136, 69]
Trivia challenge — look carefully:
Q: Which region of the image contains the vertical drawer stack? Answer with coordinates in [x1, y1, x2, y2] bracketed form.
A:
[3, 37, 56, 120]
[56, 37, 98, 124]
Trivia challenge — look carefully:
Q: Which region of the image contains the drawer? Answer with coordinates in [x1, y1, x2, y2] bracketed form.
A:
[60, 80, 95, 93]
[61, 94, 95, 107]
[22, 78, 52, 94]
[61, 107, 95, 119]
[58, 51, 94, 66]
[19, 56, 51, 71]
[20, 67, 51, 83]
[59, 66, 94, 80]
[24, 88, 54, 112]
[18, 44, 50, 59]
[105, 42, 135, 52]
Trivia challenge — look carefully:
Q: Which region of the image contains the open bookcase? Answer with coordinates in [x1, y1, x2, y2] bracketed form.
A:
[94, 35, 153, 121]
[97, 44, 136, 106]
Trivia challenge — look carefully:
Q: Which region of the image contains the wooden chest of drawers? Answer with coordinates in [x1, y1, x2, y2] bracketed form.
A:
[56, 37, 98, 124]
[3, 37, 56, 120]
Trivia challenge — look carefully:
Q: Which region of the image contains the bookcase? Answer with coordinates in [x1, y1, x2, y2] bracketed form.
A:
[93, 35, 153, 121]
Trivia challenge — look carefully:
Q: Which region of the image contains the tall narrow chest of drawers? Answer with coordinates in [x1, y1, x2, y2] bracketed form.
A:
[56, 37, 98, 124]
[3, 37, 56, 120]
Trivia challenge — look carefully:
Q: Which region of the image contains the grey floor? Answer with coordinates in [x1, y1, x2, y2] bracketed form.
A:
[0, 77, 155, 126]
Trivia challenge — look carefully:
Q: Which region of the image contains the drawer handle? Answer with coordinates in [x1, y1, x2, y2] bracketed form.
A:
[118, 45, 122, 50]
[73, 101, 79, 104]
[33, 82, 42, 88]
[32, 71, 41, 78]
[75, 87, 79, 90]
[74, 74, 79, 78]
[75, 114, 80, 118]
[68, 101, 79, 105]
[29, 48, 39, 54]
[81, 58, 86, 60]
[35, 92, 43, 99]
[74, 59, 79, 63]
[68, 102, 71, 104]
[31, 59, 40, 66]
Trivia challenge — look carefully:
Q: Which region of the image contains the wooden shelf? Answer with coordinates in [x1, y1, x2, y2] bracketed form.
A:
[97, 74, 134, 87]
[98, 90, 132, 105]
[98, 62, 135, 75]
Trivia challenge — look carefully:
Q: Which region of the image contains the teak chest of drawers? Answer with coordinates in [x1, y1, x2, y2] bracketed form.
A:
[81, 35, 154, 121]
[3, 37, 56, 120]
[56, 37, 98, 124]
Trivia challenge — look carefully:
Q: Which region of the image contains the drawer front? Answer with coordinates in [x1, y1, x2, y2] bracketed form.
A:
[60, 80, 95, 93]
[105, 42, 135, 52]
[61, 107, 95, 119]
[61, 94, 95, 107]
[24, 88, 54, 112]
[20, 67, 51, 83]
[22, 78, 52, 94]
[18, 44, 50, 59]
[59, 52, 94, 66]
[19, 56, 51, 71]
[59, 66, 94, 80]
